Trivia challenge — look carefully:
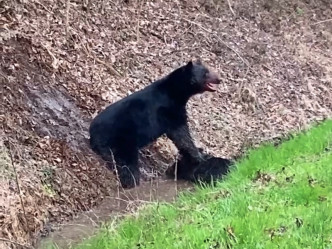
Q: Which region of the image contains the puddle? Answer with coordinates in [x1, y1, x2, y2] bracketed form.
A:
[36, 178, 193, 249]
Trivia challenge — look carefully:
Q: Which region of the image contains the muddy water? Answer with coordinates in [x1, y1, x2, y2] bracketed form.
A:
[36, 178, 193, 249]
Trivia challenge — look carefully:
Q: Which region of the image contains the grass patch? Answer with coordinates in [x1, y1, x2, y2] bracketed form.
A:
[75, 120, 332, 249]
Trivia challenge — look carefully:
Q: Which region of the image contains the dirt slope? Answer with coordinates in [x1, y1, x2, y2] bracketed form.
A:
[1, 0, 331, 247]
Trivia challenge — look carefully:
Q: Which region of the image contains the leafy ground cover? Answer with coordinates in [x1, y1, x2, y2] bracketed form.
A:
[74, 120, 332, 249]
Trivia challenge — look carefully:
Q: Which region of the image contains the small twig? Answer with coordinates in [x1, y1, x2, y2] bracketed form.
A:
[108, 150, 138, 208]
[82, 212, 98, 227]
[94, 56, 122, 76]
[226, 0, 235, 16]
[311, 18, 332, 26]
[0, 238, 33, 249]
[100, 0, 105, 14]
[215, 35, 249, 68]
[182, 17, 211, 33]
[52, 242, 60, 249]
[61, 223, 87, 227]
[109, 149, 122, 208]
[174, 155, 178, 182]
[5, 141, 30, 236]
[41, 44, 59, 70]
[136, 0, 142, 42]
[65, 0, 71, 41]
[114, 197, 153, 205]
[34, 0, 52, 13]
[149, 177, 157, 202]
[182, 17, 249, 69]
[174, 155, 179, 195]
[81, 43, 121, 77]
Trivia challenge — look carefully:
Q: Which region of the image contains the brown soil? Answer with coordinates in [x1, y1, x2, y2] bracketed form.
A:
[1, 0, 331, 248]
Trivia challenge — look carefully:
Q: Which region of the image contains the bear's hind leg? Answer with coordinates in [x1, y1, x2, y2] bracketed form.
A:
[98, 146, 140, 188]
[113, 148, 140, 189]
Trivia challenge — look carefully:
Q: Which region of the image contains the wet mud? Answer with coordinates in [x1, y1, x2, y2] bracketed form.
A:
[36, 178, 193, 249]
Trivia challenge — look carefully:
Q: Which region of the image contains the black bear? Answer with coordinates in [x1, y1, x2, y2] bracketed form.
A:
[166, 148, 233, 184]
[89, 60, 221, 188]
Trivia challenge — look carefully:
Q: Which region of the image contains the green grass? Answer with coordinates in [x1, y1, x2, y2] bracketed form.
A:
[75, 120, 332, 249]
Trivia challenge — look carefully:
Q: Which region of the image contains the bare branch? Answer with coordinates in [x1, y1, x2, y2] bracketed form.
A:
[227, 0, 236, 16]
[5, 141, 30, 237]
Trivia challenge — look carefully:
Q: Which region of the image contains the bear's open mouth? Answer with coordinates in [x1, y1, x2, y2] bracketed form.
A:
[204, 82, 219, 92]
[202, 71, 220, 92]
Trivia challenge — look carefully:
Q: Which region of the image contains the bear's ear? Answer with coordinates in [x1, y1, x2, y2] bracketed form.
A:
[185, 61, 193, 71]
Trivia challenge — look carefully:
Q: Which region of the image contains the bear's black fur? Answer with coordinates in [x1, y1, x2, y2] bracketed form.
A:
[89, 60, 220, 188]
[166, 149, 233, 184]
